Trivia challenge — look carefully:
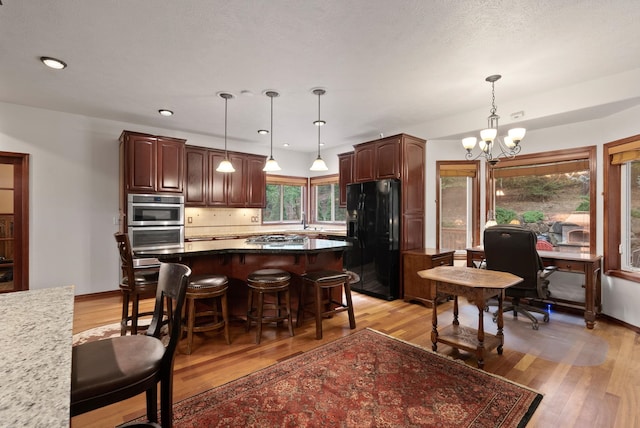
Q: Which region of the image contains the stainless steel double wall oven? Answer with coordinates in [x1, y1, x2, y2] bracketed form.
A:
[127, 193, 184, 250]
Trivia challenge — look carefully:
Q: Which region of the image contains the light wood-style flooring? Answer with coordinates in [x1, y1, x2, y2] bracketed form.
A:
[71, 292, 639, 428]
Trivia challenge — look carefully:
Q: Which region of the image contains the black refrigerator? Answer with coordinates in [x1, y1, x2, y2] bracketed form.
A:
[345, 179, 400, 300]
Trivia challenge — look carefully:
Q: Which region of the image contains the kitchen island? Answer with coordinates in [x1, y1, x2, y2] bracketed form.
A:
[135, 237, 350, 318]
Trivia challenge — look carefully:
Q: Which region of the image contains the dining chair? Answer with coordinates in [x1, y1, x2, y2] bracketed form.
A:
[71, 262, 191, 427]
[115, 232, 159, 335]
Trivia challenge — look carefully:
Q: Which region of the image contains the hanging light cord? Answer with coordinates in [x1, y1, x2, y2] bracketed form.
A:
[317, 92, 322, 157]
[270, 95, 274, 158]
[224, 97, 228, 156]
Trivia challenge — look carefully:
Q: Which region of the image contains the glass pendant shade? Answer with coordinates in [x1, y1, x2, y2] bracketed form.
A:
[263, 156, 281, 172]
[480, 128, 497, 142]
[216, 159, 235, 173]
[462, 137, 477, 151]
[508, 127, 526, 144]
[310, 156, 328, 171]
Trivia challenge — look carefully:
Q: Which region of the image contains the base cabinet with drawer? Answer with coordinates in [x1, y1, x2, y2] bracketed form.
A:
[403, 248, 455, 307]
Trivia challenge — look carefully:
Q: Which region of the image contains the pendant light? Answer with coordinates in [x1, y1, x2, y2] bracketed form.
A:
[263, 91, 281, 172]
[216, 92, 236, 173]
[310, 88, 328, 171]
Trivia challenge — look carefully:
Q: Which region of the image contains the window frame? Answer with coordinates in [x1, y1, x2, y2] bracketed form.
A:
[435, 160, 480, 250]
[262, 175, 307, 224]
[487, 146, 597, 253]
[309, 174, 344, 224]
[604, 134, 640, 282]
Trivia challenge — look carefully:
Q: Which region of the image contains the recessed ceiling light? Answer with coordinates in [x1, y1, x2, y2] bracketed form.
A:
[257, 129, 269, 135]
[158, 109, 174, 117]
[320, 142, 325, 146]
[283, 143, 290, 147]
[40, 56, 67, 70]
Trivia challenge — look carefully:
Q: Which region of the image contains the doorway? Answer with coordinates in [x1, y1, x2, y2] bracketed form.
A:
[0, 152, 29, 292]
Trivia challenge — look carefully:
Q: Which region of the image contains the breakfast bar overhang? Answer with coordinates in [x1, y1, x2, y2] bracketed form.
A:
[134, 238, 351, 317]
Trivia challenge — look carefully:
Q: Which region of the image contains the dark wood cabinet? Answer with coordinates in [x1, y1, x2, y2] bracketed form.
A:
[120, 131, 185, 194]
[375, 138, 401, 179]
[184, 145, 266, 208]
[353, 145, 375, 182]
[403, 248, 455, 307]
[338, 152, 354, 207]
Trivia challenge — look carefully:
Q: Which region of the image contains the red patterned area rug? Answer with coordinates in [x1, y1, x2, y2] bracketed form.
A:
[139, 328, 542, 427]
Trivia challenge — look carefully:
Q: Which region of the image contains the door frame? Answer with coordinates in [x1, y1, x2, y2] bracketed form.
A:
[0, 151, 29, 292]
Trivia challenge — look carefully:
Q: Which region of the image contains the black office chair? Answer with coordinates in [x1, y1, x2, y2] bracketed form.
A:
[484, 225, 556, 330]
[71, 262, 191, 427]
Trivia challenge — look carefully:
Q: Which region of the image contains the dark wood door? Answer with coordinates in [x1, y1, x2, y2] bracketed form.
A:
[185, 147, 208, 206]
[156, 137, 185, 193]
[354, 145, 375, 182]
[124, 133, 156, 192]
[0, 152, 28, 292]
[402, 137, 426, 216]
[338, 152, 354, 207]
[245, 155, 266, 208]
[226, 153, 246, 207]
[208, 150, 228, 206]
[375, 138, 400, 179]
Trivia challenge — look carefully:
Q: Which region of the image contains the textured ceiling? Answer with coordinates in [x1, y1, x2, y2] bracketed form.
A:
[1, 0, 640, 152]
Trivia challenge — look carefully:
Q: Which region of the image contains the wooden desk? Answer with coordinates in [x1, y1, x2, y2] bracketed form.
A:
[418, 266, 522, 369]
[466, 247, 602, 329]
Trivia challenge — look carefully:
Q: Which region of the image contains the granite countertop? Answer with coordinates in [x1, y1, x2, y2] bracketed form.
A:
[0, 285, 75, 428]
[185, 228, 346, 240]
[135, 237, 350, 259]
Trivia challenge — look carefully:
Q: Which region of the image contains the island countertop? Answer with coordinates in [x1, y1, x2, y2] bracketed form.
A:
[134, 237, 350, 259]
[0, 285, 74, 428]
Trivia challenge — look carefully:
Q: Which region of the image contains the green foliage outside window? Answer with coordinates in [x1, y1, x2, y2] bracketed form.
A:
[263, 184, 302, 223]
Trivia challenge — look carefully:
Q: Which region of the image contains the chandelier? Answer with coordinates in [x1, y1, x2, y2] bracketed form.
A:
[462, 75, 526, 165]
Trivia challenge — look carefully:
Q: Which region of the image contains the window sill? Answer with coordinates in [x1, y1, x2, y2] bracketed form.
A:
[605, 269, 640, 284]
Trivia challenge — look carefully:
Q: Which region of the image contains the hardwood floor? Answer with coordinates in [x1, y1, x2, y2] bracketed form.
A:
[71, 292, 639, 428]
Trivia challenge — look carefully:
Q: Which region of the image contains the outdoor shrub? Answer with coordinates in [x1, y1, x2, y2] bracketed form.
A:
[522, 210, 544, 223]
[575, 196, 590, 212]
[496, 207, 517, 224]
[631, 208, 640, 219]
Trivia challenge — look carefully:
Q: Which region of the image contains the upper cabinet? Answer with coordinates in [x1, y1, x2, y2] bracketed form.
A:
[120, 131, 185, 194]
[184, 145, 266, 208]
[351, 133, 426, 251]
[338, 152, 354, 207]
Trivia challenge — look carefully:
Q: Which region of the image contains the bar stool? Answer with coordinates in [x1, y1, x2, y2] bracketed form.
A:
[246, 269, 294, 344]
[182, 274, 230, 354]
[297, 269, 356, 340]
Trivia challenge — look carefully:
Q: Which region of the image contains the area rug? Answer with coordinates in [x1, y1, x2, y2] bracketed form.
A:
[73, 322, 168, 346]
[137, 328, 542, 427]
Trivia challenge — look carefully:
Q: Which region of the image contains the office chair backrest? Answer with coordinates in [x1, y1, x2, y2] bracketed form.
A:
[484, 225, 543, 290]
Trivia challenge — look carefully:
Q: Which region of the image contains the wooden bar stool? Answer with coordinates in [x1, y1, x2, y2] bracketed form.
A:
[246, 269, 294, 344]
[297, 269, 356, 340]
[182, 274, 230, 354]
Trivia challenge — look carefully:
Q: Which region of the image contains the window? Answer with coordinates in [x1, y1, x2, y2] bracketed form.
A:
[488, 146, 596, 253]
[262, 176, 306, 223]
[310, 175, 346, 223]
[604, 134, 640, 281]
[436, 161, 480, 251]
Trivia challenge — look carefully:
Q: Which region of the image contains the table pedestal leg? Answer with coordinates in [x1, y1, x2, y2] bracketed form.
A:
[431, 293, 439, 352]
[496, 291, 505, 355]
[475, 302, 485, 369]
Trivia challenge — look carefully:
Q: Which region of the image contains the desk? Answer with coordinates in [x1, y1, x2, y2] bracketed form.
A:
[418, 266, 522, 369]
[466, 247, 602, 329]
[0, 285, 75, 427]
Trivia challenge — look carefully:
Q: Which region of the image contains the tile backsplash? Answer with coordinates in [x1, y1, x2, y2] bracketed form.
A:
[185, 207, 264, 237]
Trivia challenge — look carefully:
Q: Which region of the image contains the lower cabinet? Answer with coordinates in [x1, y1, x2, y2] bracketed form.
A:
[402, 249, 455, 307]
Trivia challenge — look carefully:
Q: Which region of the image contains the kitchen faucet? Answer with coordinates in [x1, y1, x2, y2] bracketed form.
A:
[302, 212, 309, 229]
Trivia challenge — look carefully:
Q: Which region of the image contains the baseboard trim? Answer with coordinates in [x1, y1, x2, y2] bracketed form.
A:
[74, 289, 120, 302]
[599, 313, 640, 334]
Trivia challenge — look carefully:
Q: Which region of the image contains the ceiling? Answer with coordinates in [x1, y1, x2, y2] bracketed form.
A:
[2, 0, 640, 153]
